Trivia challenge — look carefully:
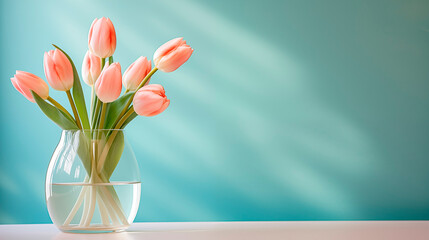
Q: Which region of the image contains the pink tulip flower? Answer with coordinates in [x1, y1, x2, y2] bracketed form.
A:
[88, 17, 116, 58]
[82, 51, 102, 86]
[123, 56, 152, 91]
[153, 37, 193, 72]
[44, 49, 74, 91]
[11, 71, 49, 102]
[133, 84, 170, 117]
[94, 63, 122, 103]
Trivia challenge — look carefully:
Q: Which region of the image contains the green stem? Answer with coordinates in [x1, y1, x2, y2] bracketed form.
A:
[101, 58, 106, 68]
[90, 86, 94, 124]
[66, 90, 82, 129]
[91, 99, 101, 130]
[98, 102, 107, 130]
[137, 67, 157, 90]
[47, 96, 74, 121]
[114, 68, 158, 127]
[91, 95, 99, 126]
[93, 58, 106, 131]
[116, 106, 135, 129]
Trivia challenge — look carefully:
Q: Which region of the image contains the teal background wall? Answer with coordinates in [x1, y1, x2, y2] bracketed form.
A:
[1, 0, 429, 223]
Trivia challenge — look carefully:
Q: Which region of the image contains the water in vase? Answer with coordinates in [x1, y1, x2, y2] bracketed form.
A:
[46, 181, 141, 233]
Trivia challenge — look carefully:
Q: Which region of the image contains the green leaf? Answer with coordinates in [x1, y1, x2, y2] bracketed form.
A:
[104, 92, 134, 129]
[76, 132, 91, 175]
[53, 44, 90, 130]
[121, 111, 138, 129]
[31, 91, 79, 130]
[102, 131, 125, 179]
[109, 56, 114, 64]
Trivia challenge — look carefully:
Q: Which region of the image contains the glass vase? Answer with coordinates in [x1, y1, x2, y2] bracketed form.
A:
[45, 130, 141, 233]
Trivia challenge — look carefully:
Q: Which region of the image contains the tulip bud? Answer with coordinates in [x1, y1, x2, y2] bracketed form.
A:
[82, 51, 102, 86]
[123, 56, 152, 91]
[133, 84, 170, 117]
[43, 49, 74, 91]
[11, 71, 49, 102]
[88, 17, 116, 58]
[94, 62, 122, 103]
[153, 37, 193, 72]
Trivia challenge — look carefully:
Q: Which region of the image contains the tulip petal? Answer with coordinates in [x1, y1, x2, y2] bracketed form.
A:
[44, 49, 74, 91]
[88, 18, 98, 48]
[133, 84, 169, 117]
[106, 18, 117, 57]
[123, 56, 151, 91]
[148, 99, 170, 117]
[88, 17, 116, 58]
[82, 51, 101, 86]
[153, 37, 184, 65]
[95, 62, 122, 103]
[11, 77, 33, 102]
[157, 45, 193, 72]
[141, 84, 165, 94]
[12, 71, 49, 102]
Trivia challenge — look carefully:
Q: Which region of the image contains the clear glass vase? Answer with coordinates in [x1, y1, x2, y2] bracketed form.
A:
[45, 130, 141, 233]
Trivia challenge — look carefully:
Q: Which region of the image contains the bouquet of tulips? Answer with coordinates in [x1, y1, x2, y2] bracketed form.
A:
[10, 17, 193, 230]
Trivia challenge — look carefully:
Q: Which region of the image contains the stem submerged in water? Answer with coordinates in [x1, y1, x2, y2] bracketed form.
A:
[62, 135, 129, 228]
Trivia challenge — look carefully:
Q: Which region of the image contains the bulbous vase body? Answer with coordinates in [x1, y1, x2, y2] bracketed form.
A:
[45, 130, 140, 233]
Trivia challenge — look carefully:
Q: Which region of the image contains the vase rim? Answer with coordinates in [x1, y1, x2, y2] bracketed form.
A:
[61, 129, 125, 133]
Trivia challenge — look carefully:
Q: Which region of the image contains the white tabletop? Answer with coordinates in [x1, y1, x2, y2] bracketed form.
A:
[1, 221, 429, 240]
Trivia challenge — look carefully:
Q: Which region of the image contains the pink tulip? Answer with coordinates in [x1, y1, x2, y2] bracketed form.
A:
[123, 56, 152, 91]
[82, 51, 101, 86]
[11, 71, 49, 102]
[94, 63, 122, 103]
[44, 49, 74, 91]
[153, 37, 193, 72]
[88, 17, 116, 58]
[133, 84, 170, 117]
